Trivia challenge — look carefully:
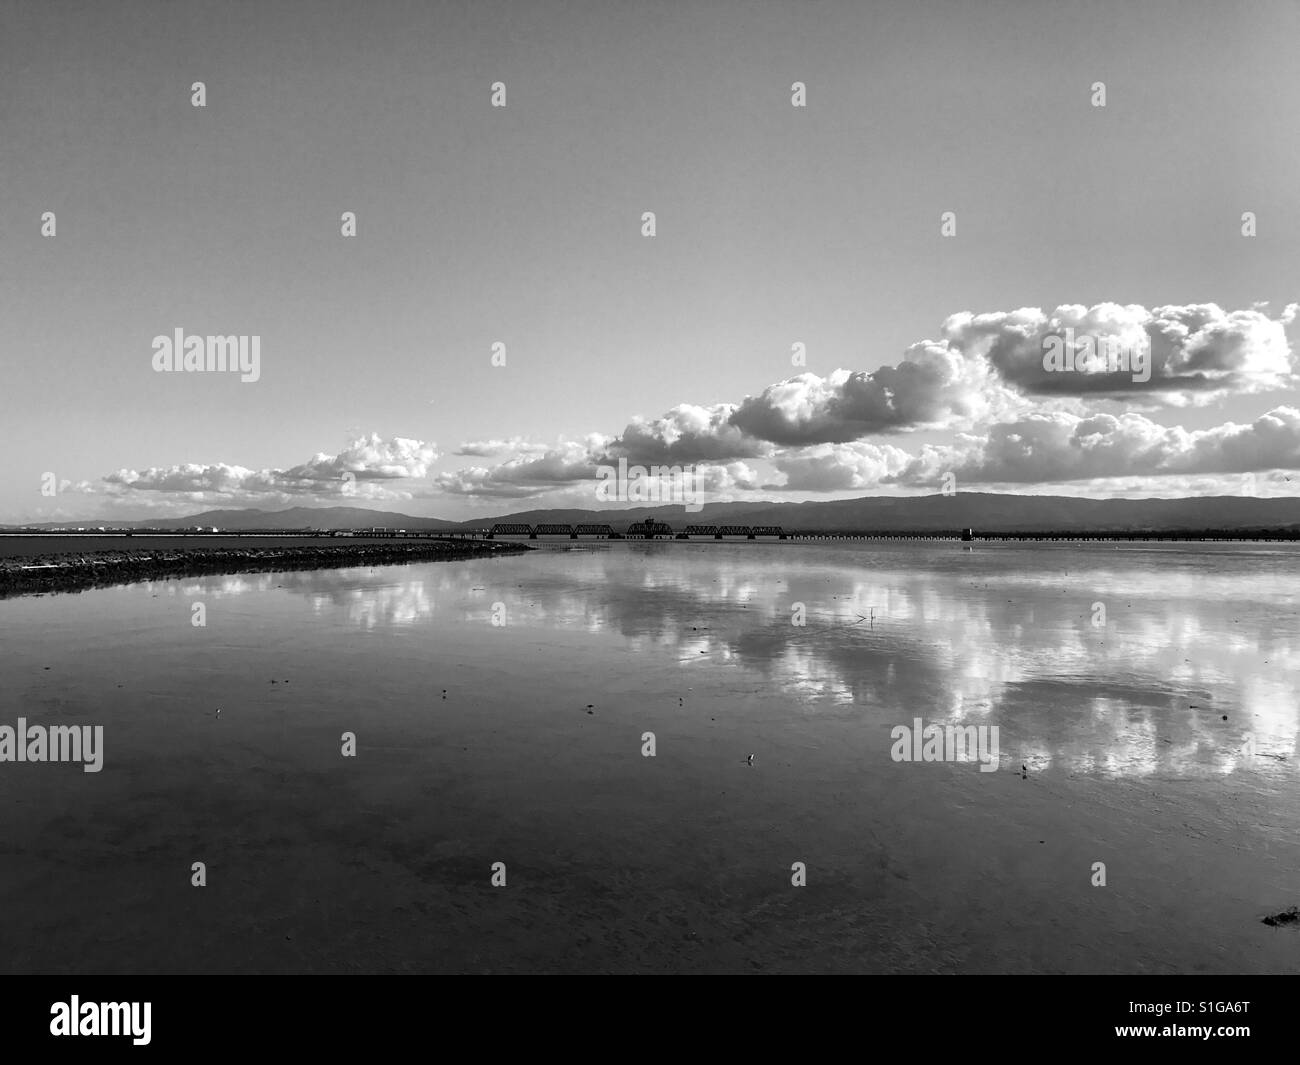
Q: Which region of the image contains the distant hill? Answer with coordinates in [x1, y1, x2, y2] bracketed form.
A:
[156, 506, 460, 530]
[644, 493, 1300, 533]
[5, 506, 457, 532]
[7, 494, 1300, 534]
[444, 493, 1300, 533]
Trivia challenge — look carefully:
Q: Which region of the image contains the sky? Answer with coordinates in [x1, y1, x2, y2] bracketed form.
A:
[1, 0, 1298, 523]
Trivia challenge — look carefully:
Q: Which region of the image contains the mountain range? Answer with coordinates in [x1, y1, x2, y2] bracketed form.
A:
[8, 494, 1300, 533]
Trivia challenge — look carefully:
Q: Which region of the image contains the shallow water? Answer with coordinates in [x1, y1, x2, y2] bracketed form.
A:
[1, 540, 1297, 972]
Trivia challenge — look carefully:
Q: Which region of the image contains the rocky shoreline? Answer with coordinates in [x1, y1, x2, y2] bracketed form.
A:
[0, 540, 531, 598]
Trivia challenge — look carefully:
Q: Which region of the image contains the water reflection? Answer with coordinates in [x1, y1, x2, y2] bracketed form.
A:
[173, 542, 1299, 779]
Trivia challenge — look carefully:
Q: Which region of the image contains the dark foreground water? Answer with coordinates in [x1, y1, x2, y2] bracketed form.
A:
[1, 540, 1297, 973]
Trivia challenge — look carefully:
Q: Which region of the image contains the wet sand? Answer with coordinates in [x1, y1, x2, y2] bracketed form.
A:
[1, 541, 1297, 973]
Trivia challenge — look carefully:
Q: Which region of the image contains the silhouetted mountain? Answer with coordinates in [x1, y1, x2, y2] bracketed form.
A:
[8, 494, 1300, 533]
[10, 496, 1300, 538]
[446, 493, 1300, 532]
[6, 506, 456, 531]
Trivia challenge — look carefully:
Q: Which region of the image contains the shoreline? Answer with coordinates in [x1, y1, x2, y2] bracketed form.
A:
[0, 539, 532, 599]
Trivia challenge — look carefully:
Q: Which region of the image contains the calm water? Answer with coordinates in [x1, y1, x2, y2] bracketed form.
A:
[1, 541, 1297, 973]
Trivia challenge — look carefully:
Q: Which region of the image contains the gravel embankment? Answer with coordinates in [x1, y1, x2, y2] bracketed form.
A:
[0, 539, 530, 598]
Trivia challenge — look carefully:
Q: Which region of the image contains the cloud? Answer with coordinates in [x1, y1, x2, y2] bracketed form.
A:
[439, 406, 772, 500]
[942, 302, 1297, 401]
[437, 448, 762, 505]
[435, 440, 600, 498]
[431, 301, 1299, 502]
[728, 303, 1297, 454]
[604, 404, 771, 464]
[763, 408, 1300, 492]
[696, 461, 763, 494]
[77, 302, 1300, 514]
[453, 438, 552, 458]
[729, 342, 1021, 445]
[101, 433, 439, 501]
[282, 434, 439, 483]
[897, 406, 1300, 486]
[771, 442, 916, 491]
